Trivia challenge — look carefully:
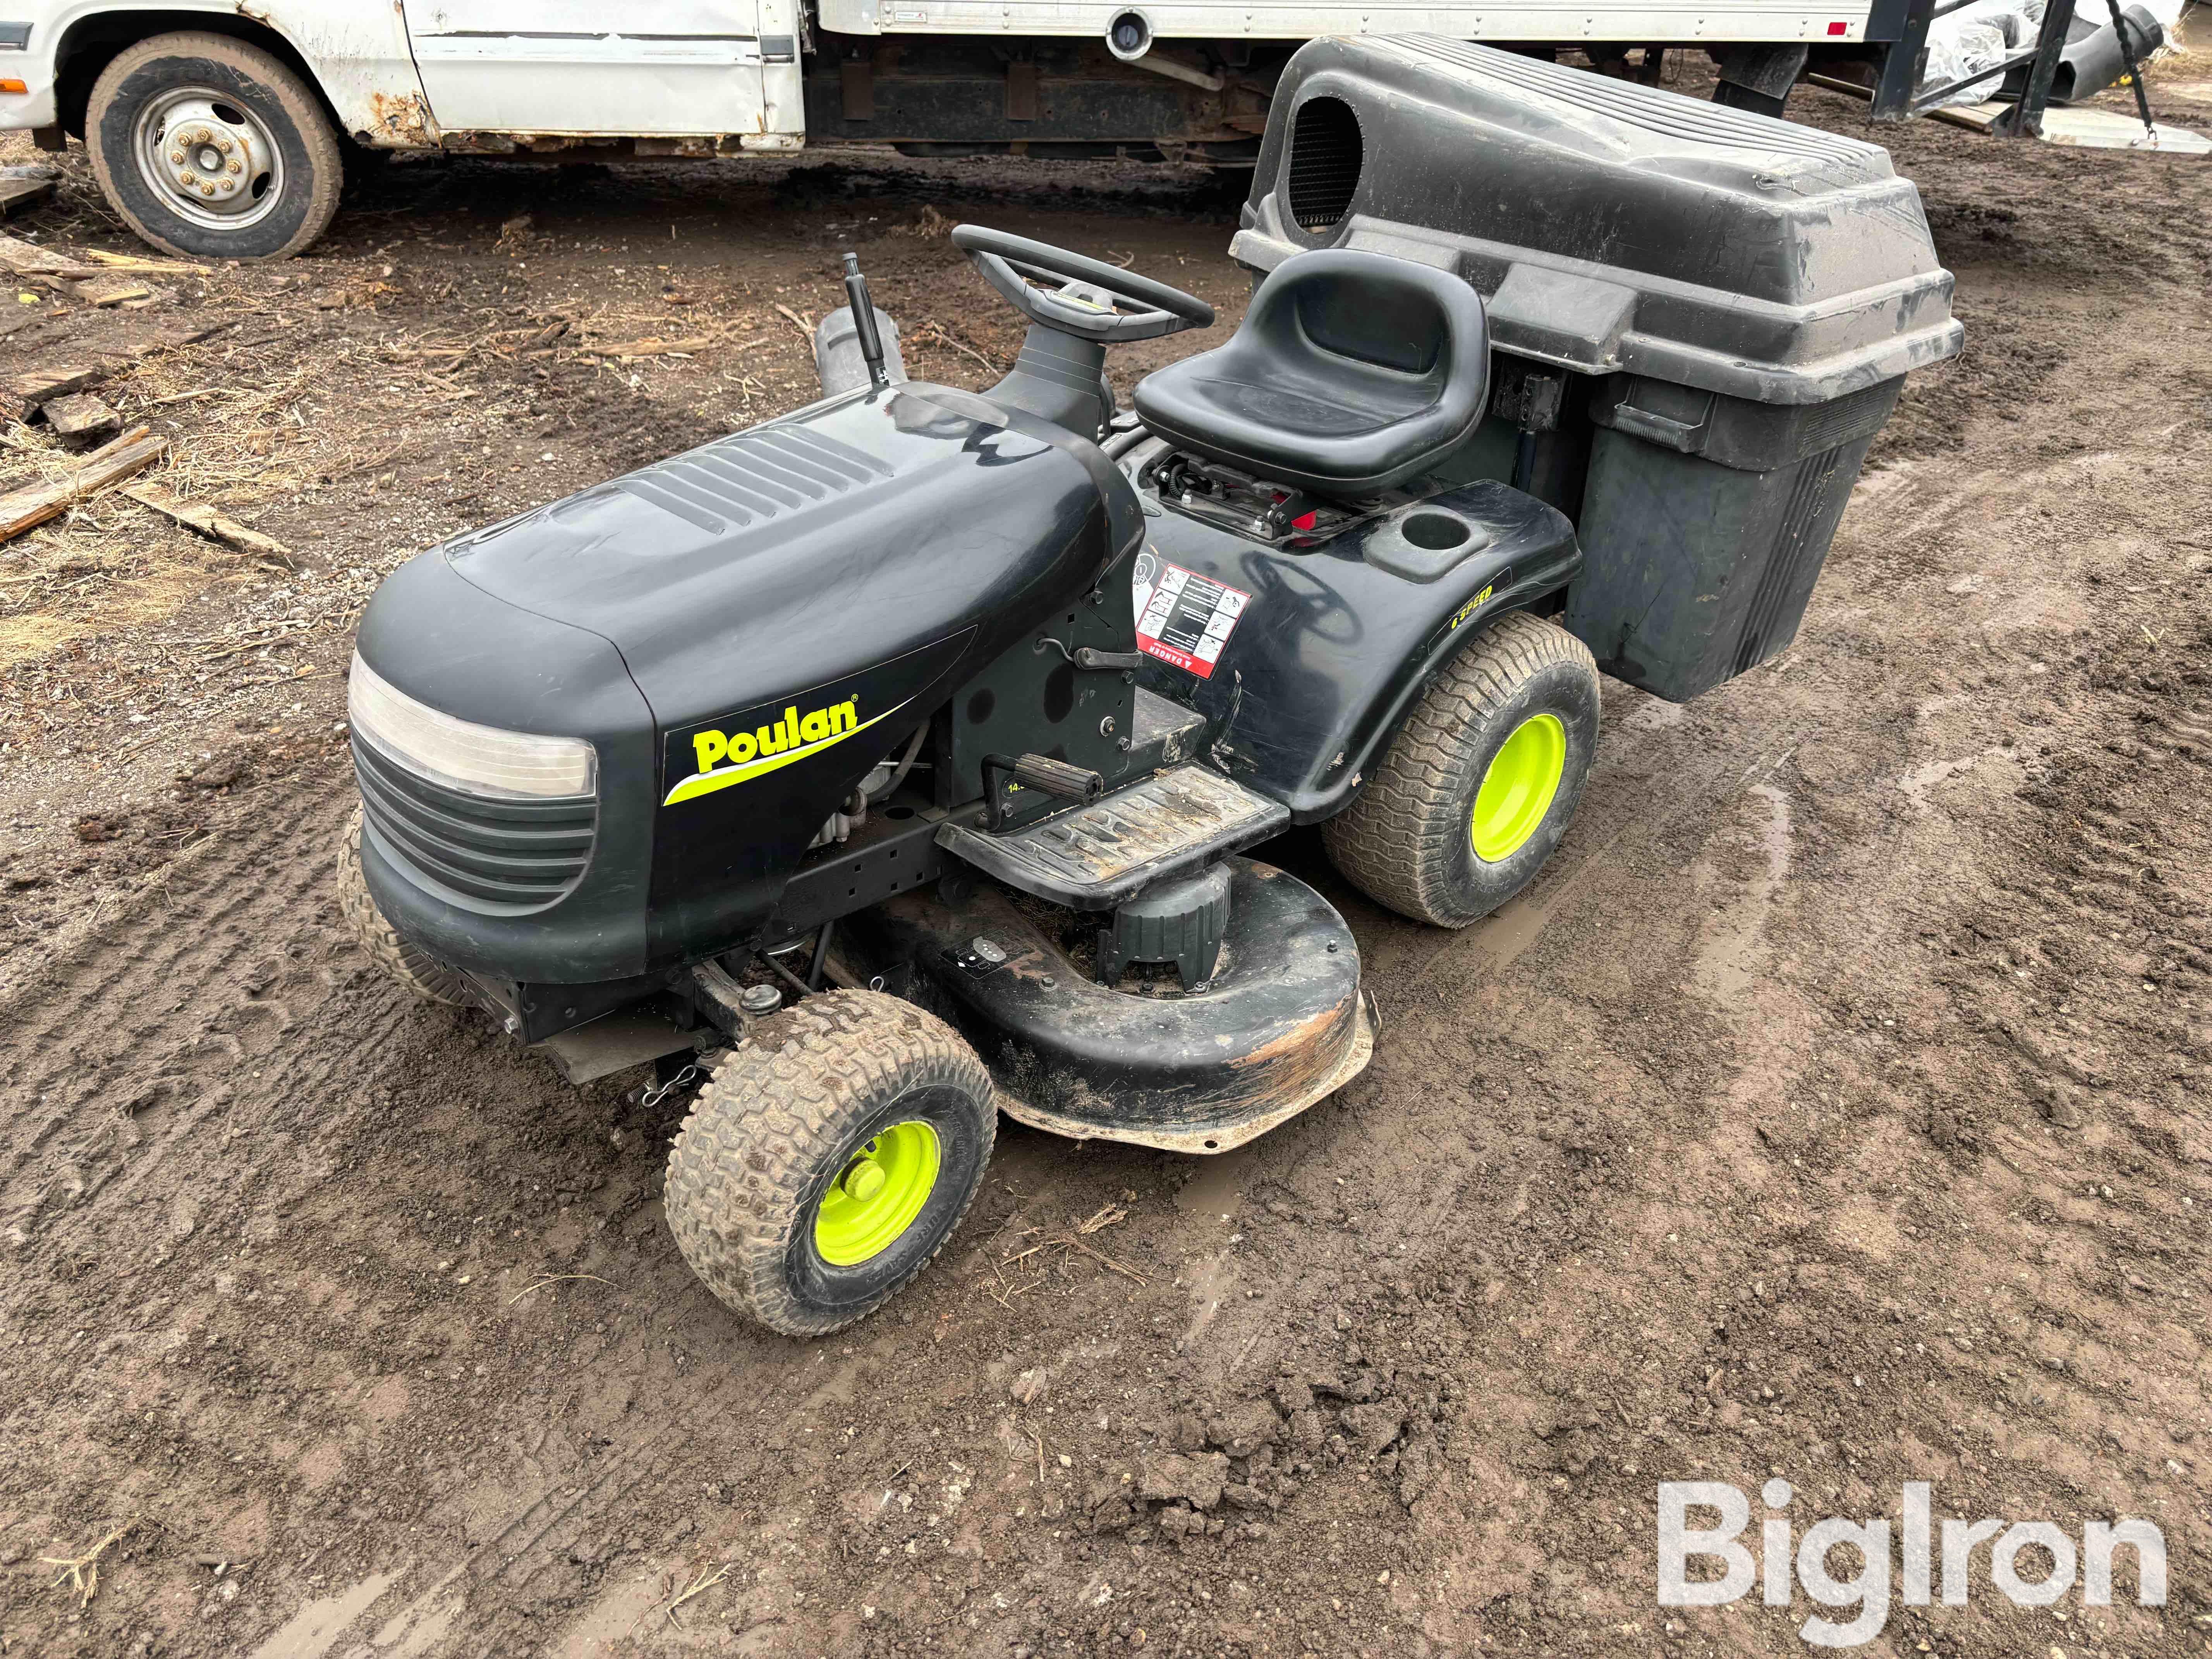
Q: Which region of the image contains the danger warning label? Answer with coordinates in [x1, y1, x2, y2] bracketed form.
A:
[1132, 552, 1250, 681]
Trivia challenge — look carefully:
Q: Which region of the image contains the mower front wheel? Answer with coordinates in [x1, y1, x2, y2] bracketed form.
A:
[665, 991, 996, 1337]
[1323, 611, 1600, 927]
[336, 809, 467, 1005]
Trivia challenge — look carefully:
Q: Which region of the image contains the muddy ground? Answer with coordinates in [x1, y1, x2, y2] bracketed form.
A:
[2, 47, 2209, 1659]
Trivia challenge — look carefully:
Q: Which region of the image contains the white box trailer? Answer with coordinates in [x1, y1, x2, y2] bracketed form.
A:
[0, 0, 1918, 259]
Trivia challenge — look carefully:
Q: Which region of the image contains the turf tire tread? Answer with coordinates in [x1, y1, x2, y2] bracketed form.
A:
[1321, 611, 1598, 927]
[336, 808, 467, 1005]
[664, 990, 994, 1337]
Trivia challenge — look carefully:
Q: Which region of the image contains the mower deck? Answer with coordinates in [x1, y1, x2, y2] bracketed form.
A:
[996, 996, 1375, 1155]
[852, 856, 1370, 1153]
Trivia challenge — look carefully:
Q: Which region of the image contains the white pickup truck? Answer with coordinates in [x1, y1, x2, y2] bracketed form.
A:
[0, 0, 1902, 259]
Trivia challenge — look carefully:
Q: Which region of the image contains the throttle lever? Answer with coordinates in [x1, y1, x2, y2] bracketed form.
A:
[1035, 636, 1146, 673]
[981, 752, 1107, 830]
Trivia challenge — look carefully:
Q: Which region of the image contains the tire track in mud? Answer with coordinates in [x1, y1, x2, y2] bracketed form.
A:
[0, 774, 374, 1249]
[0, 752, 934, 1648]
[149, 665, 1840, 1654]
[0, 749, 735, 1655]
[1180, 433, 2075, 1418]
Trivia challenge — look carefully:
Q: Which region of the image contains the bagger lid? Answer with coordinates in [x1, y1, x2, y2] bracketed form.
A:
[1231, 36, 1965, 405]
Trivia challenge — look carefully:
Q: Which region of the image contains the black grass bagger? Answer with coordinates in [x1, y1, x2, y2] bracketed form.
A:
[338, 38, 1958, 1335]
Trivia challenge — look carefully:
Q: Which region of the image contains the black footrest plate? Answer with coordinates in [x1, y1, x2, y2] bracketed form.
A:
[936, 763, 1288, 909]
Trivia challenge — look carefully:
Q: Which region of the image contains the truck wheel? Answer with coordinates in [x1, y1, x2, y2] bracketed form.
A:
[86, 32, 343, 261]
[1323, 611, 1600, 927]
[665, 990, 996, 1338]
[337, 809, 466, 1005]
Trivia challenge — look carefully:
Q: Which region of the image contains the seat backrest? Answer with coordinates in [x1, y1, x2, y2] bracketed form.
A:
[1283, 255, 1457, 373]
[1134, 249, 1491, 497]
[1248, 250, 1486, 414]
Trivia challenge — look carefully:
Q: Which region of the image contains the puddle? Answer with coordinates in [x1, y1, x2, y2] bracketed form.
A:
[1411, 876, 1571, 996]
[248, 1566, 406, 1659]
[373, 1577, 462, 1659]
[1181, 1253, 1233, 1347]
[1695, 783, 1794, 1003]
[1173, 1139, 1262, 1216]
[1462, 892, 1553, 977]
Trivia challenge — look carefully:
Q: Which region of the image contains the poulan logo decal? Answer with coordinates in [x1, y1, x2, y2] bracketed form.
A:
[663, 695, 908, 806]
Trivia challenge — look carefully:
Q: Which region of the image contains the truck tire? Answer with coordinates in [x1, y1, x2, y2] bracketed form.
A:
[1322, 611, 1600, 928]
[86, 32, 343, 261]
[336, 809, 467, 1006]
[665, 991, 995, 1338]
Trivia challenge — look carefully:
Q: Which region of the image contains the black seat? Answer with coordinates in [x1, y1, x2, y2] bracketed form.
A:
[1133, 249, 1490, 499]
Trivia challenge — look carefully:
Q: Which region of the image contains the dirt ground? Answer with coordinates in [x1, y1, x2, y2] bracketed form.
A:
[2, 45, 2209, 1659]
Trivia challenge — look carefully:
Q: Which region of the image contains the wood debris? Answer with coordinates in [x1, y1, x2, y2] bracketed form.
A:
[519, 317, 570, 352]
[586, 335, 711, 357]
[989, 1206, 1147, 1293]
[41, 393, 122, 440]
[0, 232, 104, 279]
[81, 276, 155, 309]
[906, 321, 1001, 375]
[0, 424, 168, 544]
[41, 1519, 136, 1609]
[1, 364, 112, 421]
[82, 247, 210, 274]
[897, 204, 953, 239]
[0, 231, 67, 273]
[664, 1561, 734, 1630]
[124, 482, 292, 563]
[0, 166, 57, 220]
[0, 239, 200, 284]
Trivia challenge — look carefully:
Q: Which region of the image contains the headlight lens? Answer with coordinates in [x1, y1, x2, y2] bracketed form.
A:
[348, 652, 596, 799]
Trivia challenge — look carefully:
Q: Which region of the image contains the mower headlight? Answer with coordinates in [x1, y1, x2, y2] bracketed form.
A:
[348, 652, 596, 799]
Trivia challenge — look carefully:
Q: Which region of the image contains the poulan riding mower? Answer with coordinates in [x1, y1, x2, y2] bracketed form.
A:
[336, 36, 1960, 1335]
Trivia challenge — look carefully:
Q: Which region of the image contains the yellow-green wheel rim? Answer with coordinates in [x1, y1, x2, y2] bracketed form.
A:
[813, 1120, 941, 1266]
[1470, 712, 1567, 863]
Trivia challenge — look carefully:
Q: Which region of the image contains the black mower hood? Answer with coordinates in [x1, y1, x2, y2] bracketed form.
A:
[352, 381, 1141, 986]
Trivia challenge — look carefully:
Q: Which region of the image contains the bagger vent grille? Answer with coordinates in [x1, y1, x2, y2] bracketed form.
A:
[354, 737, 597, 912]
[1286, 96, 1364, 232]
[615, 426, 892, 534]
[1378, 35, 1884, 172]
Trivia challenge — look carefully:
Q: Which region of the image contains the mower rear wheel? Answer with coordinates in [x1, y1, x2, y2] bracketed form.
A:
[665, 990, 995, 1337]
[336, 809, 466, 1005]
[1322, 611, 1599, 927]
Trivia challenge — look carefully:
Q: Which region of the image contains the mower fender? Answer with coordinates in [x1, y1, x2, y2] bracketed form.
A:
[1135, 480, 1581, 823]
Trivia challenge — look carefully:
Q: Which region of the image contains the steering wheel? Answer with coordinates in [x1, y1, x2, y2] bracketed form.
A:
[951, 225, 1214, 344]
